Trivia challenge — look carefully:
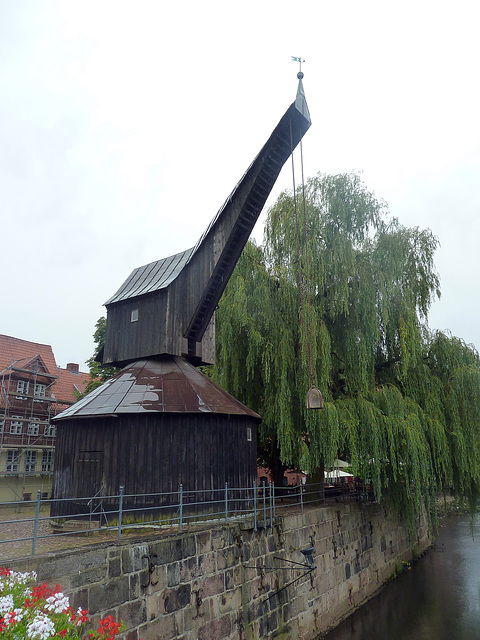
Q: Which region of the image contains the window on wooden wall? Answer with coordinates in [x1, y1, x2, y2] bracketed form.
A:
[247, 427, 252, 442]
[78, 451, 103, 463]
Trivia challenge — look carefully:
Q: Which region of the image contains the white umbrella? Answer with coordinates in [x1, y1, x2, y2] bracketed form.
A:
[333, 458, 351, 468]
[324, 469, 354, 479]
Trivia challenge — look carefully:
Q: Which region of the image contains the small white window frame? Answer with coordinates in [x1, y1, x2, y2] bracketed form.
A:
[10, 417, 23, 435]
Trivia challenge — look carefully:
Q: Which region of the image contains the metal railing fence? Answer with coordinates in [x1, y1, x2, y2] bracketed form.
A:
[0, 480, 374, 558]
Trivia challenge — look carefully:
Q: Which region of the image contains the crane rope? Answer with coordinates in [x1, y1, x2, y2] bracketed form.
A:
[290, 69, 323, 409]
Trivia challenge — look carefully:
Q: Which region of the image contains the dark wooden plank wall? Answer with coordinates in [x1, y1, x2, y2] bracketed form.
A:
[51, 414, 257, 518]
[104, 274, 216, 366]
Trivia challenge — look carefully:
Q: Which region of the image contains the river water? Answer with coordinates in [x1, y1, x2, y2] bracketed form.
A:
[323, 513, 480, 640]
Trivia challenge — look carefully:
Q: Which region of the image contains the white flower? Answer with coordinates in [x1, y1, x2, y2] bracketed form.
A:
[0, 594, 14, 613]
[26, 612, 56, 639]
[3, 608, 25, 624]
[45, 592, 70, 613]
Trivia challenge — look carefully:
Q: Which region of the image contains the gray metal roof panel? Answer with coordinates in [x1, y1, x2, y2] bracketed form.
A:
[104, 247, 194, 305]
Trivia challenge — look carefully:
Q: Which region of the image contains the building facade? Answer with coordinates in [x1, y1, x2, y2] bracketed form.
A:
[0, 335, 90, 502]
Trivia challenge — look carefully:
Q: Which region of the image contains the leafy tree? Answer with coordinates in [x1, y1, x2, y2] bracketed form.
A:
[212, 172, 480, 525]
[76, 316, 118, 398]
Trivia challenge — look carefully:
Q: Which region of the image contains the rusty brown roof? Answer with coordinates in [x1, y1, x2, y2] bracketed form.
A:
[53, 356, 261, 421]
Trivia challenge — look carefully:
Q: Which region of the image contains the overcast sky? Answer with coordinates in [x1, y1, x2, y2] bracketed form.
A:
[2, 0, 479, 370]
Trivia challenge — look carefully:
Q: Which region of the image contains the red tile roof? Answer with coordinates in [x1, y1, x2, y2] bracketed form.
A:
[0, 334, 57, 377]
[55, 367, 91, 406]
[0, 334, 90, 407]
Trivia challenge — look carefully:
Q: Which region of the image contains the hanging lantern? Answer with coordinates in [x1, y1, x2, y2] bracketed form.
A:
[307, 385, 323, 410]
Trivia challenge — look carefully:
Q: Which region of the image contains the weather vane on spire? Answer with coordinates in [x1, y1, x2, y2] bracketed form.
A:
[291, 56, 305, 74]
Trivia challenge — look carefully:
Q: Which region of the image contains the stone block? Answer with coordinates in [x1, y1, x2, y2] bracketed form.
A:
[108, 554, 122, 579]
[200, 573, 224, 597]
[218, 588, 242, 615]
[267, 610, 279, 633]
[241, 541, 251, 563]
[180, 556, 201, 582]
[145, 591, 162, 621]
[163, 584, 191, 614]
[210, 530, 230, 551]
[69, 588, 88, 613]
[245, 596, 267, 623]
[224, 568, 234, 591]
[196, 531, 211, 555]
[137, 613, 176, 640]
[181, 535, 196, 560]
[267, 534, 277, 553]
[121, 544, 150, 574]
[71, 565, 107, 588]
[173, 610, 184, 636]
[217, 545, 239, 570]
[146, 564, 167, 593]
[167, 562, 180, 587]
[130, 571, 144, 599]
[198, 551, 216, 575]
[118, 598, 147, 628]
[197, 613, 232, 640]
[157, 538, 184, 564]
[88, 576, 130, 614]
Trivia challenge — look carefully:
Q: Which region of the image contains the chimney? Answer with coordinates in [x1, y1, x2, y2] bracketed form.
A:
[66, 363, 79, 374]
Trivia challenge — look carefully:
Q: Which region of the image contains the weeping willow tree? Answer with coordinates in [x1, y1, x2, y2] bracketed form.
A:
[212, 172, 480, 526]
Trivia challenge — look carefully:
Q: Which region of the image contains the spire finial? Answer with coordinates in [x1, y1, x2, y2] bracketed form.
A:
[291, 56, 305, 75]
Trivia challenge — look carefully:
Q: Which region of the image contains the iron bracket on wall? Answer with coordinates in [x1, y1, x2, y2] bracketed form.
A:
[141, 553, 158, 588]
[243, 547, 316, 602]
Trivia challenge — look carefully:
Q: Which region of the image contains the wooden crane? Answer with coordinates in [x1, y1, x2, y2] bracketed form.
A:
[102, 77, 311, 368]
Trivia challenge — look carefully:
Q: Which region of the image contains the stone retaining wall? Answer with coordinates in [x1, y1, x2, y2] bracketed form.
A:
[7, 501, 430, 639]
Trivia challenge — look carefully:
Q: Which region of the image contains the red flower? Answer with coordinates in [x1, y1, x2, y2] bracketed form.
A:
[77, 609, 89, 624]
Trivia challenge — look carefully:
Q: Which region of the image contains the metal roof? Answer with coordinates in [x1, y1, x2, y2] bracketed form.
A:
[105, 247, 194, 306]
[53, 356, 261, 420]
